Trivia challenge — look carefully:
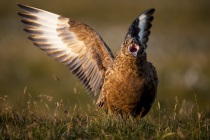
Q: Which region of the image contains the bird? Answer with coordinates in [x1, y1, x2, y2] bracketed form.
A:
[17, 3, 158, 118]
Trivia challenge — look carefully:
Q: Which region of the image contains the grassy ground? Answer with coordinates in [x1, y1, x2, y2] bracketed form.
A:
[0, 91, 209, 139]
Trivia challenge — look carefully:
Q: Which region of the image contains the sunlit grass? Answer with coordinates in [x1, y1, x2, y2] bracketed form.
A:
[0, 89, 209, 139]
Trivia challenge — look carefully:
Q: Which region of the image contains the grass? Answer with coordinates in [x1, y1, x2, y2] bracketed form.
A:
[0, 89, 209, 139]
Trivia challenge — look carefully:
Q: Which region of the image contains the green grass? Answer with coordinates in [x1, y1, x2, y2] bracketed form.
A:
[0, 91, 209, 139]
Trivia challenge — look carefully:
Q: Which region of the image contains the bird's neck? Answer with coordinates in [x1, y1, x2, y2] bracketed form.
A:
[114, 52, 148, 73]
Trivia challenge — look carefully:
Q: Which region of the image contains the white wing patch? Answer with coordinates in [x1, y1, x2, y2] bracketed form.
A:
[136, 9, 155, 47]
[138, 14, 147, 43]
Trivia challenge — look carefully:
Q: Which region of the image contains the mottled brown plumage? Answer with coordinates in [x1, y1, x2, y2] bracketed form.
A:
[17, 4, 158, 118]
[97, 35, 158, 118]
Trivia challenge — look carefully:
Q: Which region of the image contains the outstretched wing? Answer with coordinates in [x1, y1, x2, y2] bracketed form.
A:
[127, 8, 155, 48]
[17, 4, 114, 96]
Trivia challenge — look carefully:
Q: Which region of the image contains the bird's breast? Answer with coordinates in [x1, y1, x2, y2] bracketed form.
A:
[101, 58, 147, 112]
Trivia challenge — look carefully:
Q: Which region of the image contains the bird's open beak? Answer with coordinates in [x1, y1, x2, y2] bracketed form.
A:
[128, 44, 139, 57]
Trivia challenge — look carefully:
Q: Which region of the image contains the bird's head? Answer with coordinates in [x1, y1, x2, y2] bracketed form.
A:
[122, 35, 146, 58]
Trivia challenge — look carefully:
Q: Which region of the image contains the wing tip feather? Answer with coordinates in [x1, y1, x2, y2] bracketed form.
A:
[143, 8, 155, 15]
[17, 3, 37, 13]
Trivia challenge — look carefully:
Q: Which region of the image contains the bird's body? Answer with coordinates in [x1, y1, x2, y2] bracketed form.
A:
[98, 40, 158, 118]
[17, 4, 158, 118]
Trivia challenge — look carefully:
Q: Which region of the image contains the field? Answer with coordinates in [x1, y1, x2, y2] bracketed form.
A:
[0, 0, 210, 139]
[0, 92, 209, 139]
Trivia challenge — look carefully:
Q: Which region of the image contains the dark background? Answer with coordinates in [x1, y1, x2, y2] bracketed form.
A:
[0, 0, 209, 111]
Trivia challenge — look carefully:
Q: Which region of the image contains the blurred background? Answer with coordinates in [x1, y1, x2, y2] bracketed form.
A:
[0, 0, 209, 111]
